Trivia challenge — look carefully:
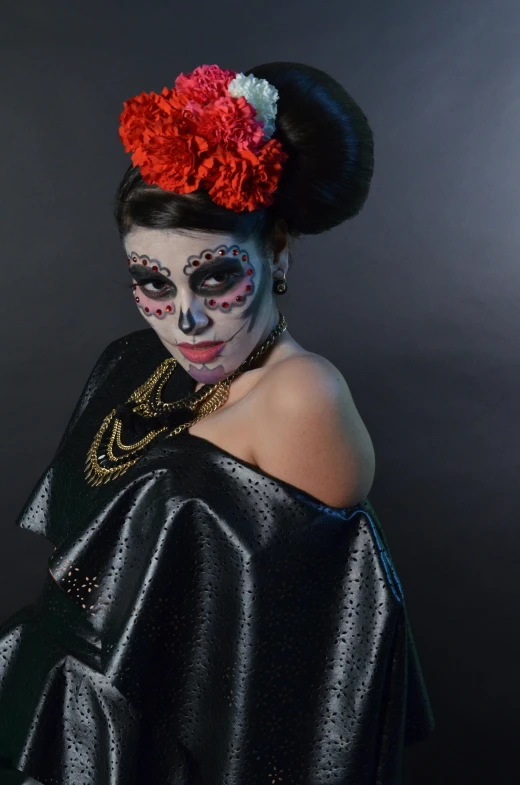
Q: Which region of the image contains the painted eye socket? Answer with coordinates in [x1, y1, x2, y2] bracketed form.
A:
[202, 271, 240, 288]
[133, 270, 241, 300]
[140, 280, 170, 295]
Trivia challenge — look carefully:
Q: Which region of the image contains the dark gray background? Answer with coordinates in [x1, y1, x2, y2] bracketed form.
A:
[1, 1, 518, 782]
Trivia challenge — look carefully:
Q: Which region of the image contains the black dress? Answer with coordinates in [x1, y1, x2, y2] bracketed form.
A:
[0, 329, 435, 785]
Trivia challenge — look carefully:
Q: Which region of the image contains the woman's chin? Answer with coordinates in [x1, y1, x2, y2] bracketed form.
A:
[185, 362, 229, 385]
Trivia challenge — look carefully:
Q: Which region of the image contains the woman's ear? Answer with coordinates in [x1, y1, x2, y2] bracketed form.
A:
[273, 218, 289, 253]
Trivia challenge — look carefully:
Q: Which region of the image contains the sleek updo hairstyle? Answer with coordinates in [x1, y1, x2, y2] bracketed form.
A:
[113, 62, 374, 268]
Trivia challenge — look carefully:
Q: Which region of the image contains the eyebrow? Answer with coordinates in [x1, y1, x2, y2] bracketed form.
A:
[128, 264, 172, 283]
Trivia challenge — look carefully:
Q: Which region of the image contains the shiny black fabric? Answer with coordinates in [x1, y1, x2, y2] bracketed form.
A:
[0, 329, 435, 785]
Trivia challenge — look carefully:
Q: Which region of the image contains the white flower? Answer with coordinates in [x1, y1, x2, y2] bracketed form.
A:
[227, 72, 280, 140]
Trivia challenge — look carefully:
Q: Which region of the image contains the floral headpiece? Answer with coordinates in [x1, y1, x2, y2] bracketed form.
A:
[118, 64, 289, 212]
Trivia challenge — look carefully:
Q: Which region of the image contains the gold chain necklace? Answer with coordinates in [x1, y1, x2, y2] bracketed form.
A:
[85, 312, 287, 486]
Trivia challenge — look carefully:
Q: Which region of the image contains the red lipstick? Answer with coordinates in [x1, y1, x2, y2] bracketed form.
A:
[177, 341, 226, 363]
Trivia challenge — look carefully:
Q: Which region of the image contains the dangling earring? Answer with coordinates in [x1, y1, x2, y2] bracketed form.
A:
[273, 272, 287, 295]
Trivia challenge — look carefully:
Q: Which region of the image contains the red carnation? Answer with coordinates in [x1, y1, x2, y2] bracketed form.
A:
[118, 64, 288, 211]
[206, 140, 289, 212]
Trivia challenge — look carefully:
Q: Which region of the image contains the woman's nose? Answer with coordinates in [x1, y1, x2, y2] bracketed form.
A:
[177, 304, 211, 335]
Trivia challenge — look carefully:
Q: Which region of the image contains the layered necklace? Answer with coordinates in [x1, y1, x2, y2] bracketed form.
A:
[85, 311, 287, 486]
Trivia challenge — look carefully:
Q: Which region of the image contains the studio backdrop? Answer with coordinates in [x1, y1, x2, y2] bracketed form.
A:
[1, 2, 518, 784]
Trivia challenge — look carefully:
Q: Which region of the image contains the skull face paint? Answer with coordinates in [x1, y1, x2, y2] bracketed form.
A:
[123, 228, 279, 385]
[128, 254, 175, 318]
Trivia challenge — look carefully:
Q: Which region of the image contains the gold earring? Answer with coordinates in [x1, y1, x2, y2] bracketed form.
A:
[273, 272, 287, 294]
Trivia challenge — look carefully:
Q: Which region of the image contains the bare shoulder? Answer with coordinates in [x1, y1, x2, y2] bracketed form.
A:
[251, 352, 376, 508]
[264, 352, 358, 407]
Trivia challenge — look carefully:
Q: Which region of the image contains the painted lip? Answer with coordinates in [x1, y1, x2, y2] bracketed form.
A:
[177, 341, 226, 363]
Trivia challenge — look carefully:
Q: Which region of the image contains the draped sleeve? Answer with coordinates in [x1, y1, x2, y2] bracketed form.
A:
[11, 334, 140, 544]
[54, 336, 133, 455]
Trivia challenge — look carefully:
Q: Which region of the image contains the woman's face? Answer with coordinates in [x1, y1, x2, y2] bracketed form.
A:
[123, 227, 280, 385]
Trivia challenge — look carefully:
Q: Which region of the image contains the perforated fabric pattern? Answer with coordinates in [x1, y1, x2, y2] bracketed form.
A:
[0, 329, 435, 784]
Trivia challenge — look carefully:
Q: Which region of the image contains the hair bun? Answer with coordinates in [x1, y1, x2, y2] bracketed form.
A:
[245, 62, 374, 236]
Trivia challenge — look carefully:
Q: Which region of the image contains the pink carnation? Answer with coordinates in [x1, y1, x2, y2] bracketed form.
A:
[174, 64, 237, 105]
[194, 95, 264, 150]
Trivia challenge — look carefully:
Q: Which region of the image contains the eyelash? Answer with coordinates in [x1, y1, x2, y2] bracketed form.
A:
[125, 280, 170, 296]
[126, 273, 240, 298]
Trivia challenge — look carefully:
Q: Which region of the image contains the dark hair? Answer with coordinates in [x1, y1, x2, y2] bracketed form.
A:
[113, 62, 374, 262]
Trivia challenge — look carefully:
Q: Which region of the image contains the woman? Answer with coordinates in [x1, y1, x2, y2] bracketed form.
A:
[0, 62, 435, 784]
